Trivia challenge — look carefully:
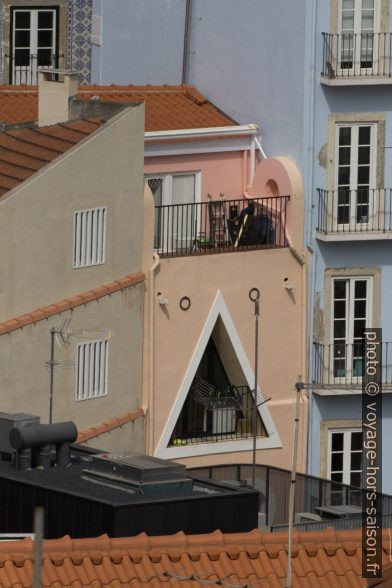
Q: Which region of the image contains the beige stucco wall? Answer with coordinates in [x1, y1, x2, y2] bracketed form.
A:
[0, 104, 145, 321]
[0, 282, 145, 452]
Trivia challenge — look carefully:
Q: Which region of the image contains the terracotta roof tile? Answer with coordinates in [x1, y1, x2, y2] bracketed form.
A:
[0, 271, 145, 335]
[0, 528, 383, 587]
[0, 84, 236, 130]
[0, 117, 102, 197]
[76, 408, 145, 443]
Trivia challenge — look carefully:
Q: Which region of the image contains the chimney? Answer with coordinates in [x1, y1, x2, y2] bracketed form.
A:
[38, 70, 79, 127]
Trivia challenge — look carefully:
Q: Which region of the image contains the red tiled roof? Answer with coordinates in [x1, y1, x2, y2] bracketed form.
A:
[0, 272, 145, 335]
[0, 117, 102, 197]
[0, 84, 236, 130]
[76, 408, 145, 443]
[0, 528, 386, 586]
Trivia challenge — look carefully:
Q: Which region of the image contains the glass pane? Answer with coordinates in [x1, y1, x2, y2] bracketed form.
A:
[339, 147, 351, 165]
[342, 15, 355, 31]
[15, 11, 30, 29]
[358, 146, 370, 165]
[354, 300, 366, 317]
[14, 49, 30, 66]
[355, 280, 367, 298]
[332, 452, 344, 471]
[331, 472, 343, 483]
[351, 431, 363, 450]
[363, 0, 374, 8]
[362, 12, 374, 31]
[172, 175, 196, 205]
[354, 319, 366, 338]
[332, 432, 344, 451]
[38, 11, 54, 29]
[38, 30, 53, 48]
[334, 320, 346, 338]
[14, 30, 30, 48]
[350, 472, 361, 487]
[338, 189, 350, 205]
[358, 166, 370, 184]
[342, 0, 355, 8]
[359, 126, 371, 145]
[334, 300, 346, 319]
[339, 166, 351, 185]
[338, 205, 350, 224]
[37, 49, 53, 67]
[334, 280, 347, 299]
[339, 127, 351, 146]
[351, 452, 362, 470]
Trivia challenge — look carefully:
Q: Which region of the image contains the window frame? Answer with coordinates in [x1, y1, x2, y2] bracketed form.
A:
[146, 171, 201, 252]
[327, 427, 363, 486]
[73, 206, 107, 269]
[9, 6, 60, 85]
[330, 275, 373, 383]
[75, 338, 109, 402]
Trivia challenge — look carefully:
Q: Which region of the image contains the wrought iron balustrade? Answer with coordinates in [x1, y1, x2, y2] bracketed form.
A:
[322, 32, 392, 79]
[317, 188, 392, 234]
[154, 195, 289, 257]
[313, 341, 392, 388]
[170, 379, 267, 445]
[8, 52, 64, 85]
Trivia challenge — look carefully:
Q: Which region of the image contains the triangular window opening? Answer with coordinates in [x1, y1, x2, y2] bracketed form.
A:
[170, 319, 268, 446]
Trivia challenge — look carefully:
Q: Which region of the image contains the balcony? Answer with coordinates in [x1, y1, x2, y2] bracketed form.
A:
[154, 195, 289, 258]
[321, 32, 392, 85]
[170, 377, 267, 446]
[7, 52, 64, 85]
[313, 342, 392, 393]
[316, 189, 392, 241]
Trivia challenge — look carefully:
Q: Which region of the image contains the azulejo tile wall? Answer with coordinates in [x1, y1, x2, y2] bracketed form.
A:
[67, 0, 92, 85]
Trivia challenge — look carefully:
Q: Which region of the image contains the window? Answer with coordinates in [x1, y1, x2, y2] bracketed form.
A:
[334, 123, 376, 229]
[338, 0, 379, 74]
[73, 207, 107, 268]
[146, 172, 200, 252]
[11, 8, 58, 85]
[332, 276, 372, 381]
[328, 428, 363, 504]
[76, 339, 108, 401]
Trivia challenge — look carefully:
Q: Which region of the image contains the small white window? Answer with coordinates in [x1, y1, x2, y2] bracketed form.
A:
[76, 339, 108, 401]
[73, 207, 106, 268]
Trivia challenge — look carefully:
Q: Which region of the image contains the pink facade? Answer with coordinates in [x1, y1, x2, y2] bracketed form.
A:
[142, 138, 307, 474]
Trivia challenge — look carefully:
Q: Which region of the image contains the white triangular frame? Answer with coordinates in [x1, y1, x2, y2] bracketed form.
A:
[155, 290, 281, 459]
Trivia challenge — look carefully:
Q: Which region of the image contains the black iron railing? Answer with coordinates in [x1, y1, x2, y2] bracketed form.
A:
[154, 195, 289, 257]
[8, 52, 64, 85]
[317, 189, 392, 234]
[313, 342, 392, 388]
[322, 32, 392, 79]
[187, 463, 392, 527]
[171, 381, 267, 445]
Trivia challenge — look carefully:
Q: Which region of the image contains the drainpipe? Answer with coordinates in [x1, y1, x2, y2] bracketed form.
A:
[148, 252, 160, 455]
[182, 0, 193, 84]
[243, 136, 266, 197]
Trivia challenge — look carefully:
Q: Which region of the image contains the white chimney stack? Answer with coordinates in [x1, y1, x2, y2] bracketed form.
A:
[38, 70, 79, 127]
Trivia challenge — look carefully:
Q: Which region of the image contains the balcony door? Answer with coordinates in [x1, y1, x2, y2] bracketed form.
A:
[11, 9, 57, 85]
[338, 0, 379, 75]
[334, 123, 376, 231]
[332, 277, 372, 384]
[146, 172, 200, 253]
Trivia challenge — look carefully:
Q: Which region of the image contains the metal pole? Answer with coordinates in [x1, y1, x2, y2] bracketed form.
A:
[252, 297, 260, 489]
[286, 379, 303, 588]
[33, 506, 44, 588]
[49, 328, 55, 424]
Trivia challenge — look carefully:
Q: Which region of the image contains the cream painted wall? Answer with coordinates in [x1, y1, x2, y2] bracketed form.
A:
[0, 104, 145, 321]
[0, 283, 144, 452]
